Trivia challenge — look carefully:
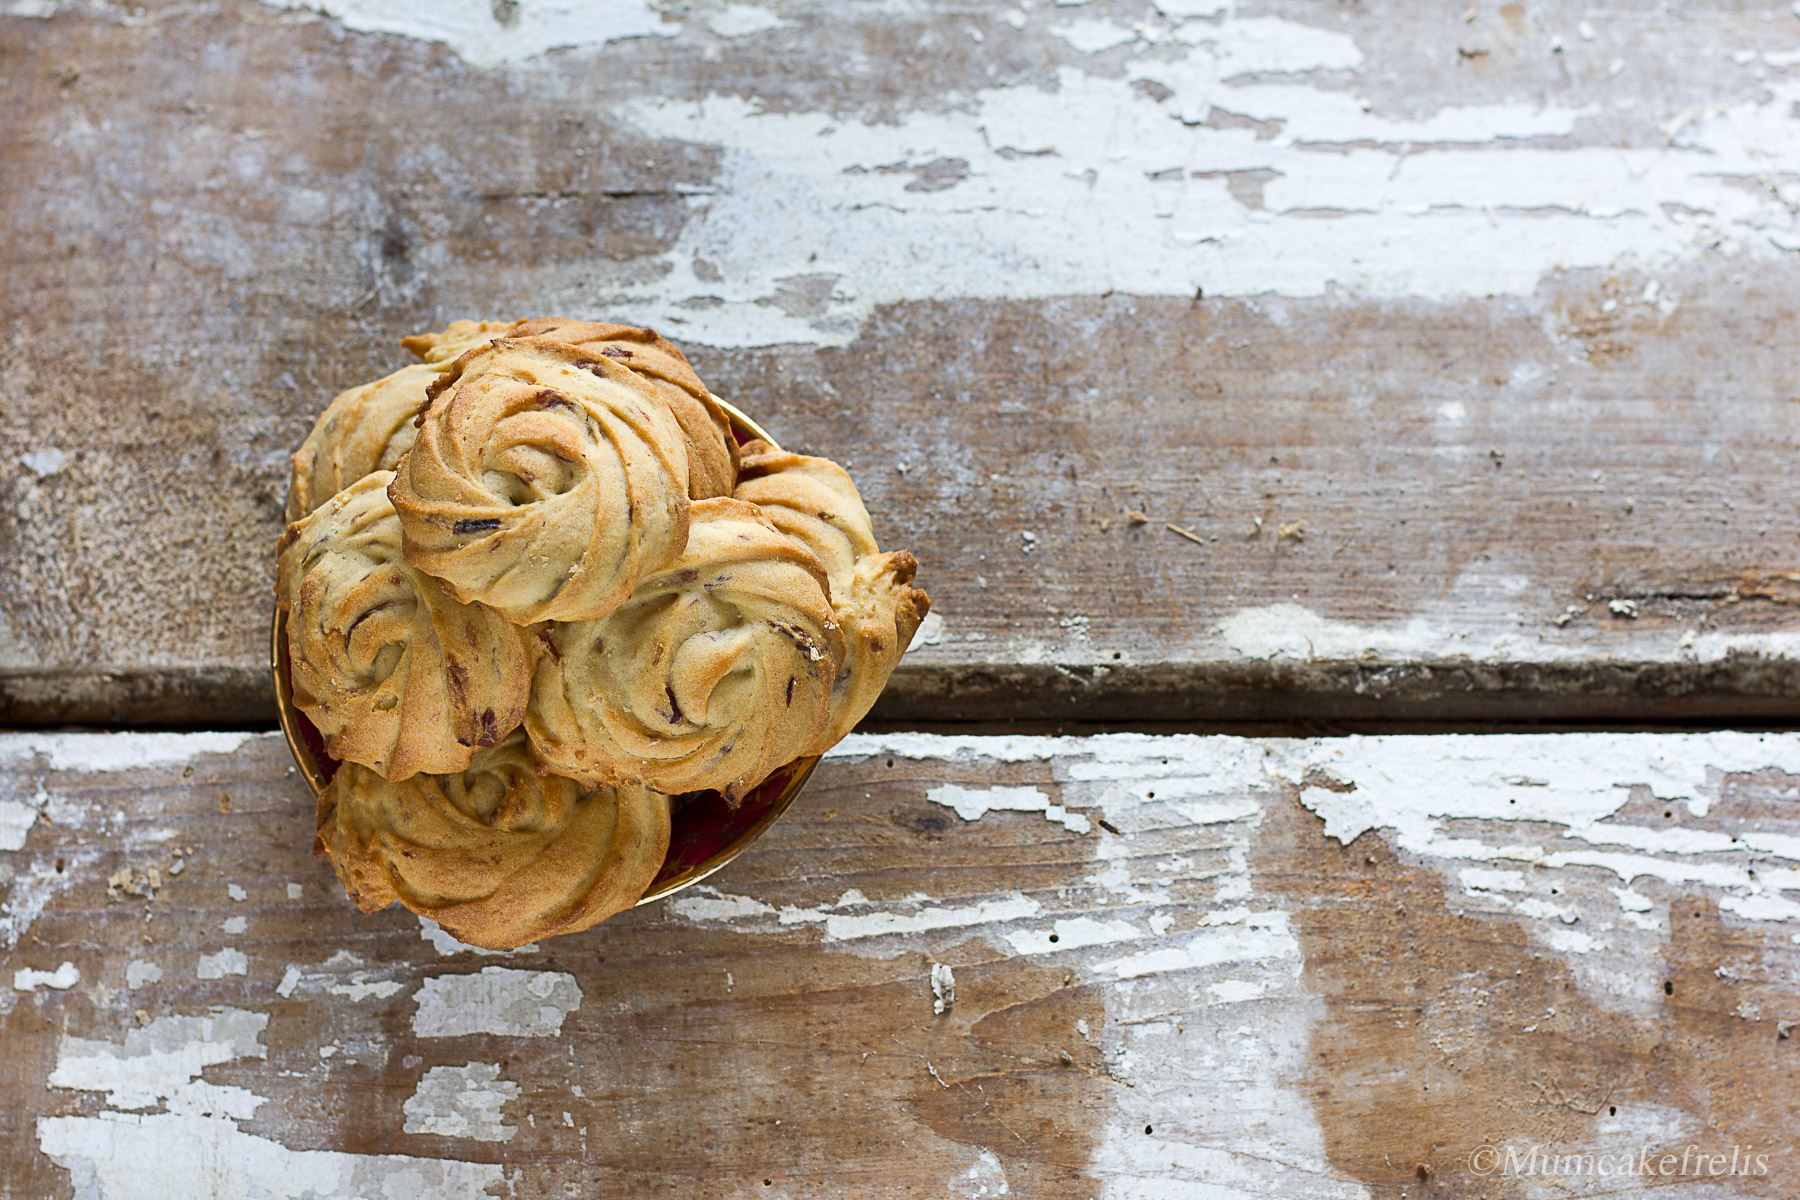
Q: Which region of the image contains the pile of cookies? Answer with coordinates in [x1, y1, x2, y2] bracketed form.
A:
[276, 319, 929, 949]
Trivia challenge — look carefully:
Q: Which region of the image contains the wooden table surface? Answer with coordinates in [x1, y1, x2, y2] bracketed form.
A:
[3, 0, 1800, 1196]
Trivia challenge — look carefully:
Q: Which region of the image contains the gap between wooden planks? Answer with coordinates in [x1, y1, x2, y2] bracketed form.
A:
[1, 730, 1796, 1198]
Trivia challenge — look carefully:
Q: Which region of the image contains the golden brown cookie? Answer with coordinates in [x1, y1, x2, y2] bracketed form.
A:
[734, 442, 930, 745]
[276, 471, 534, 781]
[388, 336, 694, 625]
[286, 363, 439, 524]
[402, 317, 737, 499]
[526, 497, 845, 802]
[509, 318, 738, 500]
[316, 730, 670, 950]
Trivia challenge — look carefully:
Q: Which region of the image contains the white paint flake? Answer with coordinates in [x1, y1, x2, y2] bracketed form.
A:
[411, 967, 582, 1038]
[259, 0, 678, 67]
[780, 891, 1043, 942]
[0, 731, 253, 774]
[196, 949, 249, 980]
[707, 3, 786, 38]
[0, 732, 253, 851]
[41, 1004, 505, 1194]
[908, 610, 945, 650]
[930, 962, 955, 1015]
[276, 956, 405, 1002]
[0, 798, 38, 852]
[403, 1063, 519, 1142]
[1216, 599, 1800, 668]
[14, 961, 80, 992]
[666, 885, 777, 923]
[1051, 18, 1138, 54]
[126, 960, 164, 989]
[1004, 917, 1145, 956]
[963, 1148, 1012, 1196]
[19, 446, 69, 478]
[927, 783, 1092, 833]
[586, 10, 1800, 347]
[419, 915, 537, 956]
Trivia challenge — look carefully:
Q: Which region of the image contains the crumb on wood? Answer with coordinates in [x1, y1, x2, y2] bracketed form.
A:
[1277, 520, 1306, 542]
[1126, 510, 1149, 526]
[219, 793, 231, 812]
[1165, 522, 1205, 546]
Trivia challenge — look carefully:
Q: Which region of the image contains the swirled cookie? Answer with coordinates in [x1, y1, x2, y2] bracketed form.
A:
[734, 442, 931, 744]
[405, 317, 737, 499]
[507, 319, 738, 500]
[388, 336, 694, 625]
[316, 731, 670, 950]
[286, 364, 438, 523]
[527, 497, 845, 801]
[277, 471, 534, 780]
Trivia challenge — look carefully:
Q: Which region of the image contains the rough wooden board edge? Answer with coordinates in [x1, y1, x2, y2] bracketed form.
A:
[6, 657, 1799, 729]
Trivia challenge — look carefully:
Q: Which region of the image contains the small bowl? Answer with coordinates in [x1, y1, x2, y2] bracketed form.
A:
[272, 394, 821, 906]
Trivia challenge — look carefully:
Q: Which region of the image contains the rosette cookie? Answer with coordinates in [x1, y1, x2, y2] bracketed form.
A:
[389, 337, 694, 624]
[527, 497, 846, 801]
[277, 471, 533, 780]
[734, 442, 930, 744]
[403, 317, 738, 499]
[317, 731, 671, 950]
[286, 364, 439, 523]
[509, 319, 739, 500]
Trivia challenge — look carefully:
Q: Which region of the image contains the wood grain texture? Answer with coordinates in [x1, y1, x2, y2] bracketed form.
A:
[2, 1, 1800, 726]
[1, 730, 1797, 1197]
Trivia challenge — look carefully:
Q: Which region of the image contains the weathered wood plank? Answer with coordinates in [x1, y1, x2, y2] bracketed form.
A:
[1, 730, 1797, 1196]
[4, 1, 1800, 725]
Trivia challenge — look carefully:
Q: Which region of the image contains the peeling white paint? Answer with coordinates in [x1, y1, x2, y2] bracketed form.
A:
[1217, 601, 1800, 665]
[14, 961, 79, 991]
[963, 1148, 1011, 1196]
[277, 955, 405, 1002]
[403, 1063, 519, 1142]
[779, 891, 1043, 942]
[930, 962, 955, 1015]
[48, 1009, 268, 1111]
[419, 915, 537, 956]
[0, 731, 253, 774]
[0, 849, 95, 947]
[0, 798, 37, 852]
[196, 948, 248, 979]
[411, 967, 582, 1038]
[259, 0, 678, 68]
[0, 733, 253, 851]
[1051, 17, 1138, 54]
[578, 12, 1800, 346]
[1289, 732, 1800, 917]
[1098, 912, 1297, 980]
[665, 885, 777, 923]
[126, 960, 163, 989]
[1004, 916, 1144, 956]
[927, 783, 1092, 834]
[907, 610, 945, 650]
[706, 3, 786, 39]
[20, 446, 69, 478]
